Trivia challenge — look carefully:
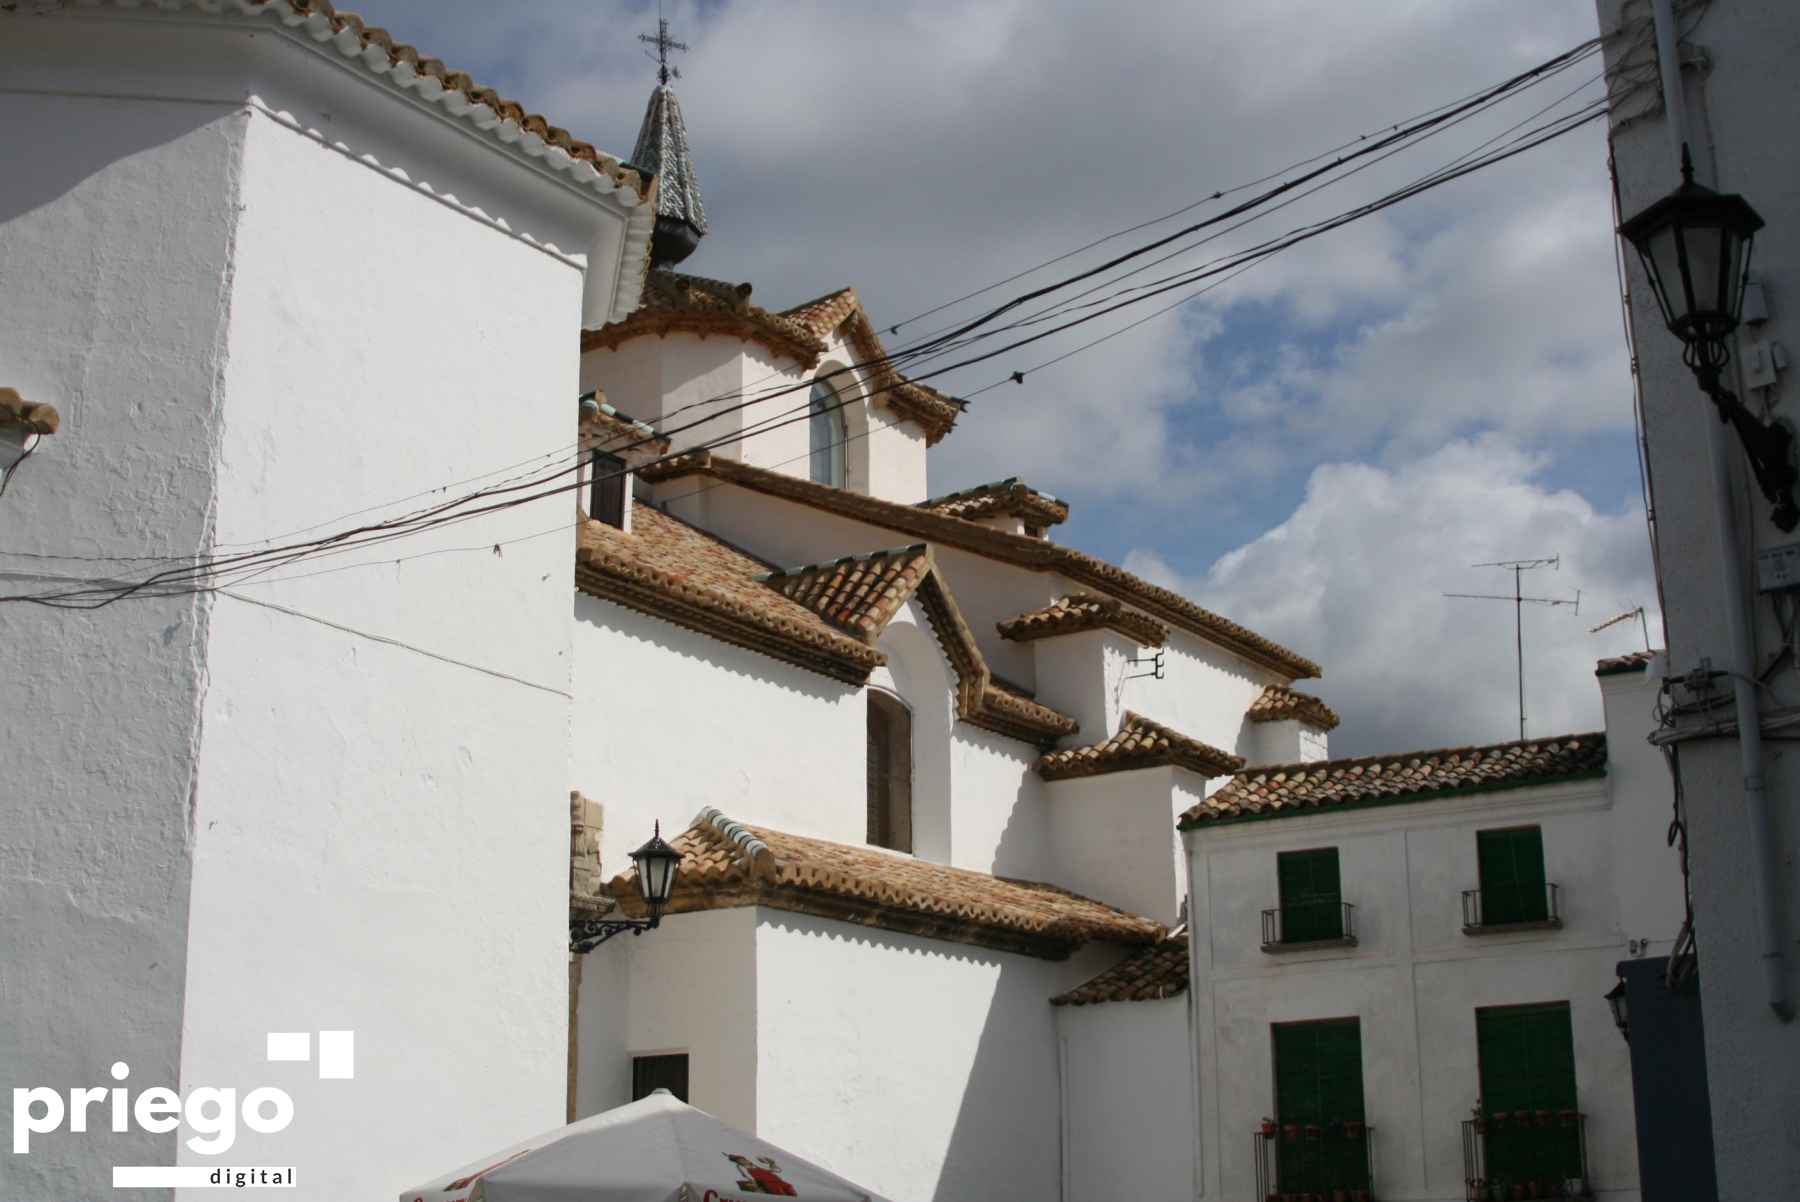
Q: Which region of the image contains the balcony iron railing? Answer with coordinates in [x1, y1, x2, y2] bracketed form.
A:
[1261, 901, 1358, 951]
[1461, 884, 1562, 934]
[1461, 1110, 1589, 1201]
[1254, 1120, 1376, 1201]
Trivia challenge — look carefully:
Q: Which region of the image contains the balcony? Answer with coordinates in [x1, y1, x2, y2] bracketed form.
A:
[1461, 1110, 1589, 1200]
[1254, 1120, 1376, 1201]
[1461, 884, 1562, 935]
[1262, 901, 1358, 952]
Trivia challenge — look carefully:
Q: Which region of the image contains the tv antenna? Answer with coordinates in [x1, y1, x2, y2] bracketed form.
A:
[1445, 555, 1580, 741]
[1589, 605, 1651, 651]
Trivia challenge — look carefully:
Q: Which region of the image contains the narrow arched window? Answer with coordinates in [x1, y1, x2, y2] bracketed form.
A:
[867, 691, 913, 853]
[809, 379, 846, 487]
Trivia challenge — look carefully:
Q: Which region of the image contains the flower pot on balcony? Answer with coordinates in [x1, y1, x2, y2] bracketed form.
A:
[1345, 1119, 1365, 1139]
[1490, 1110, 1507, 1130]
[1332, 1189, 1348, 1202]
[1511, 1185, 1526, 1201]
[1535, 1108, 1552, 1128]
[1305, 1124, 1322, 1141]
[1526, 1180, 1541, 1199]
[1262, 1118, 1279, 1137]
[1284, 1123, 1301, 1143]
[1558, 1108, 1578, 1129]
[1563, 1177, 1586, 1198]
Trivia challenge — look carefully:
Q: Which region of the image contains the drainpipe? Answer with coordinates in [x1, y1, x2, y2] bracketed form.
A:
[1649, 0, 1794, 1021]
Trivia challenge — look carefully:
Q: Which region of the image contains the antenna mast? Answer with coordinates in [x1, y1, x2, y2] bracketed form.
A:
[1445, 555, 1581, 740]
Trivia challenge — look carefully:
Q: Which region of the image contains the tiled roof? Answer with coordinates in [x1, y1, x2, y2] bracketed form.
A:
[584, 275, 963, 444]
[14, 2, 657, 321]
[575, 506, 884, 684]
[1596, 649, 1660, 677]
[641, 453, 1320, 679]
[1037, 711, 1244, 782]
[920, 478, 1069, 526]
[632, 84, 706, 237]
[760, 546, 932, 645]
[577, 515, 1075, 743]
[580, 390, 669, 455]
[607, 808, 1164, 959]
[1246, 684, 1340, 732]
[781, 288, 963, 445]
[1181, 732, 1608, 828]
[997, 593, 1167, 648]
[1051, 934, 1190, 1006]
[0, 387, 58, 435]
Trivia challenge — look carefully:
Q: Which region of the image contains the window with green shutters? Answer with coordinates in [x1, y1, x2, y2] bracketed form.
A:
[1273, 1019, 1370, 1194]
[1476, 1003, 1581, 1184]
[1278, 848, 1344, 942]
[1477, 827, 1549, 925]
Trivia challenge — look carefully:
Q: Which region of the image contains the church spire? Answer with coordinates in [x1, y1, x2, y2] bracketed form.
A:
[633, 16, 706, 267]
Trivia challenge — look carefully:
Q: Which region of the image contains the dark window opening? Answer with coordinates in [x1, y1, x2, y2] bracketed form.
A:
[867, 692, 913, 853]
[1277, 847, 1345, 942]
[590, 451, 627, 529]
[1477, 827, 1550, 925]
[631, 1053, 688, 1103]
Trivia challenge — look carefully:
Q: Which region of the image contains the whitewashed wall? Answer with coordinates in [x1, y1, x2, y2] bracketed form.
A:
[1185, 779, 1651, 1201]
[0, 76, 246, 1200]
[1045, 767, 1195, 926]
[572, 596, 865, 877]
[1057, 997, 1197, 1202]
[177, 42, 610, 1197]
[1596, 4, 1800, 1195]
[753, 910, 1117, 1202]
[1597, 658, 1683, 958]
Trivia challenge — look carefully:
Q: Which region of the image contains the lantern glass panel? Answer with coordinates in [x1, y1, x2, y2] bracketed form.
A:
[1643, 223, 1686, 329]
[1685, 219, 1727, 327]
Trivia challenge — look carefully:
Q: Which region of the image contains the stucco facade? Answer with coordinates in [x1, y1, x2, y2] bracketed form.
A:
[0, 8, 649, 1199]
[1595, 2, 1800, 1197]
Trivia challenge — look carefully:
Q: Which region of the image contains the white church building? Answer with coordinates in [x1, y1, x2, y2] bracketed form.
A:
[0, 5, 1677, 1201]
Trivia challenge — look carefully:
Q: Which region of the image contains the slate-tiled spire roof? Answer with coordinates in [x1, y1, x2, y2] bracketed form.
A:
[1181, 732, 1608, 828]
[632, 84, 707, 265]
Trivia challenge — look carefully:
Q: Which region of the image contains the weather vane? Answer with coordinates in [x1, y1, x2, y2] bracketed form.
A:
[639, 15, 688, 86]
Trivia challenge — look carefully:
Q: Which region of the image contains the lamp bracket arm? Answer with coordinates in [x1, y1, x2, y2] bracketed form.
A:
[1702, 374, 1800, 532]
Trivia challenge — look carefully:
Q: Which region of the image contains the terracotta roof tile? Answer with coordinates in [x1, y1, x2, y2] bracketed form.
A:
[608, 808, 1164, 959]
[1182, 732, 1608, 827]
[0, 387, 58, 435]
[575, 506, 883, 684]
[1051, 934, 1189, 1006]
[920, 477, 1069, 526]
[997, 593, 1167, 648]
[583, 274, 963, 444]
[580, 389, 669, 455]
[641, 453, 1320, 679]
[761, 546, 933, 644]
[1037, 711, 1244, 782]
[1246, 684, 1340, 732]
[1596, 649, 1661, 677]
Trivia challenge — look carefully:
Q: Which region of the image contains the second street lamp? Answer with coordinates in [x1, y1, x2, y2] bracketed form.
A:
[570, 822, 684, 953]
[1618, 148, 1797, 531]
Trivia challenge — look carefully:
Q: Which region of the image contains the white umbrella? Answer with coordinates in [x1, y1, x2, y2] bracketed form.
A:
[402, 1090, 890, 1202]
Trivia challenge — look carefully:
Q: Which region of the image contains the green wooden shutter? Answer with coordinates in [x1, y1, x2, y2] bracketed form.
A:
[1476, 1004, 1580, 1183]
[1274, 1019, 1369, 1193]
[1278, 848, 1344, 942]
[1478, 828, 1548, 924]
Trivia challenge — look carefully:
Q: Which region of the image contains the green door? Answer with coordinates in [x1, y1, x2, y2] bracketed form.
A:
[1478, 827, 1548, 924]
[1278, 848, 1344, 942]
[1476, 1003, 1581, 1185]
[1274, 1019, 1369, 1194]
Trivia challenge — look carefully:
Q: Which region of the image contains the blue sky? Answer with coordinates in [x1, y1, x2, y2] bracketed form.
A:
[347, 0, 1661, 753]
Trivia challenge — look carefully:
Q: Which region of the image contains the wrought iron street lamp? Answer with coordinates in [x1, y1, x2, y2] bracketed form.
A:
[1605, 979, 1630, 1043]
[1618, 149, 1797, 531]
[570, 822, 683, 953]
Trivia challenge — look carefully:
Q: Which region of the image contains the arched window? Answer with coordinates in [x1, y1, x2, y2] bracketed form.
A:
[809, 379, 846, 487]
[866, 691, 913, 853]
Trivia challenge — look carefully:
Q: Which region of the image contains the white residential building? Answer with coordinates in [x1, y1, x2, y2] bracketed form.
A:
[1059, 655, 1678, 1202]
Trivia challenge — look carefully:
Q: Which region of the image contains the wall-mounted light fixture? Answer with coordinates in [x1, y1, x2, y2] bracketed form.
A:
[569, 823, 683, 953]
[0, 387, 59, 497]
[1618, 149, 1794, 530]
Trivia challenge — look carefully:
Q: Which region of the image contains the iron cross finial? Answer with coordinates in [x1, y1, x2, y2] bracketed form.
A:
[639, 16, 689, 86]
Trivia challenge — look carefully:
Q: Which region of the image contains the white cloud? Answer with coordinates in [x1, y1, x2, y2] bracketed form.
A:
[1126, 436, 1661, 757]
